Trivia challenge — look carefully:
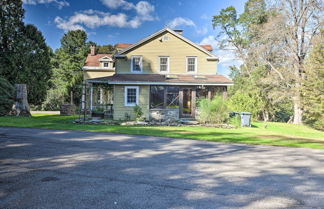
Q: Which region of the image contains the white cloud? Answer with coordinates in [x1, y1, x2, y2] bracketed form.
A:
[100, 0, 156, 21]
[200, 35, 243, 67]
[54, 10, 146, 32]
[23, 0, 69, 9]
[196, 26, 208, 35]
[167, 17, 208, 35]
[54, 0, 156, 32]
[167, 17, 195, 28]
[100, 0, 134, 10]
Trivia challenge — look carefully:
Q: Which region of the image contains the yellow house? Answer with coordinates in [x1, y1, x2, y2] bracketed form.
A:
[84, 28, 233, 120]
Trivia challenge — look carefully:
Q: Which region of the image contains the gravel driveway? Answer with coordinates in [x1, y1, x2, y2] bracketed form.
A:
[1, 127, 324, 209]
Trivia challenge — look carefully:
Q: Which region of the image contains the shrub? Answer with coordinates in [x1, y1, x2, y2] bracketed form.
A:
[133, 105, 143, 121]
[197, 96, 229, 124]
[0, 78, 15, 116]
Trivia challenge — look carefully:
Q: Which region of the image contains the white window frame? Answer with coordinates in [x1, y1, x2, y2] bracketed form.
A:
[186, 56, 197, 74]
[158, 56, 170, 73]
[103, 62, 109, 68]
[124, 86, 139, 106]
[130, 56, 143, 73]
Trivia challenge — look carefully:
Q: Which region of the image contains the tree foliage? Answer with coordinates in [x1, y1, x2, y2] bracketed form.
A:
[96, 44, 116, 54]
[42, 30, 88, 110]
[302, 31, 324, 130]
[213, 0, 323, 124]
[0, 0, 51, 105]
[0, 77, 15, 116]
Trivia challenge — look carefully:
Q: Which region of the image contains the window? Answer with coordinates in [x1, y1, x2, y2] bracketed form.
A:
[159, 56, 169, 73]
[124, 86, 139, 106]
[150, 86, 179, 109]
[131, 56, 142, 72]
[103, 62, 109, 68]
[186, 57, 197, 73]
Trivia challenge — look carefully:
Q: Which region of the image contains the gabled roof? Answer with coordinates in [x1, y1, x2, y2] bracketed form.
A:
[84, 54, 113, 67]
[118, 28, 217, 58]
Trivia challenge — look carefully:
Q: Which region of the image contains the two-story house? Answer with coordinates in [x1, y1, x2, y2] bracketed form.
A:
[84, 27, 233, 121]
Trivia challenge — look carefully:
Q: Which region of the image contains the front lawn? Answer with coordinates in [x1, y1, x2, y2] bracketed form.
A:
[0, 113, 323, 149]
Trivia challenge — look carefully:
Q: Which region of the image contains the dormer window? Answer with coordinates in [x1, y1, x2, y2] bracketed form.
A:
[103, 62, 109, 68]
[131, 56, 142, 73]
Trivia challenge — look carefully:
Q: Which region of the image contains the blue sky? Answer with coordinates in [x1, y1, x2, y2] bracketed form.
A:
[22, 0, 245, 76]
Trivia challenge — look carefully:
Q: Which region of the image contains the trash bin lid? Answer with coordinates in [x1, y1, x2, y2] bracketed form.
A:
[240, 112, 251, 115]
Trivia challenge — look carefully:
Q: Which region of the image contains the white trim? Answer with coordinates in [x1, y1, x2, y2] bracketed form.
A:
[186, 56, 197, 74]
[112, 81, 233, 86]
[83, 66, 115, 71]
[158, 56, 169, 73]
[119, 28, 217, 58]
[99, 56, 113, 62]
[124, 86, 139, 106]
[206, 57, 219, 61]
[130, 56, 143, 73]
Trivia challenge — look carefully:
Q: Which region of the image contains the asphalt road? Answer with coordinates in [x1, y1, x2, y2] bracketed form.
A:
[1, 127, 324, 209]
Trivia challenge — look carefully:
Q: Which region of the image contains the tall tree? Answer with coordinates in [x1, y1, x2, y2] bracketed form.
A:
[213, 0, 323, 124]
[43, 30, 88, 110]
[0, 1, 51, 105]
[302, 30, 324, 130]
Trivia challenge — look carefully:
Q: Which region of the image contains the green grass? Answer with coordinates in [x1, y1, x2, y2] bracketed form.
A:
[0, 113, 323, 149]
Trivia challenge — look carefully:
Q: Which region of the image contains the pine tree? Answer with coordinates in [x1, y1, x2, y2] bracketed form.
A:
[302, 31, 324, 130]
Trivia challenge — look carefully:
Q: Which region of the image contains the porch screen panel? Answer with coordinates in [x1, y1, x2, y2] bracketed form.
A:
[150, 86, 164, 108]
[150, 86, 179, 109]
[166, 87, 179, 108]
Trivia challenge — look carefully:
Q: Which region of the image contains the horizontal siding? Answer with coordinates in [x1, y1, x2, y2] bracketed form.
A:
[83, 71, 114, 80]
[116, 31, 218, 75]
[113, 85, 150, 120]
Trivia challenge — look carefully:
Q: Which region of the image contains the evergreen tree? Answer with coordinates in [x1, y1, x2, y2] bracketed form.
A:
[0, 1, 51, 105]
[302, 31, 324, 130]
[0, 77, 15, 116]
[42, 30, 88, 110]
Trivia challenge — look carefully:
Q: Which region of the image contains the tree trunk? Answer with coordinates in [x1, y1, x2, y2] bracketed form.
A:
[10, 84, 31, 117]
[293, 93, 303, 125]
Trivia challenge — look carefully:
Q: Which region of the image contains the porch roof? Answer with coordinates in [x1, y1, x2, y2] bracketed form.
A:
[87, 74, 233, 86]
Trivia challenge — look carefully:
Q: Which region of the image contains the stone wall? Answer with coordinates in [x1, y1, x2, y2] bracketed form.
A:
[149, 108, 179, 121]
[60, 104, 75, 116]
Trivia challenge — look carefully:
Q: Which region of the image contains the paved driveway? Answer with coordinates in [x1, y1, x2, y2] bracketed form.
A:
[1, 127, 324, 209]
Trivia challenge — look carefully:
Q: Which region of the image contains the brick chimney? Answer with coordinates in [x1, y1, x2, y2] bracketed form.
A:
[90, 45, 96, 56]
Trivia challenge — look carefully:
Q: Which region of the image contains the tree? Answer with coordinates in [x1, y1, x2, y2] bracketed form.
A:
[0, 1, 51, 105]
[213, 0, 323, 124]
[43, 30, 88, 110]
[0, 77, 15, 116]
[213, 0, 275, 121]
[302, 31, 324, 130]
[96, 44, 116, 54]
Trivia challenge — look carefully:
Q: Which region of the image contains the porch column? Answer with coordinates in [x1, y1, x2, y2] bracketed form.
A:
[99, 87, 103, 104]
[207, 88, 212, 101]
[191, 89, 196, 118]
[179, 89, 183, 118]
[81, 81, 85, 110]
[223, 86, 228, 98]
[90, 83, 93, 111]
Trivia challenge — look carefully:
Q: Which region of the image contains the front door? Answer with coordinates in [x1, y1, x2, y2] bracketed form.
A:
[180, 88, 195, 118]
